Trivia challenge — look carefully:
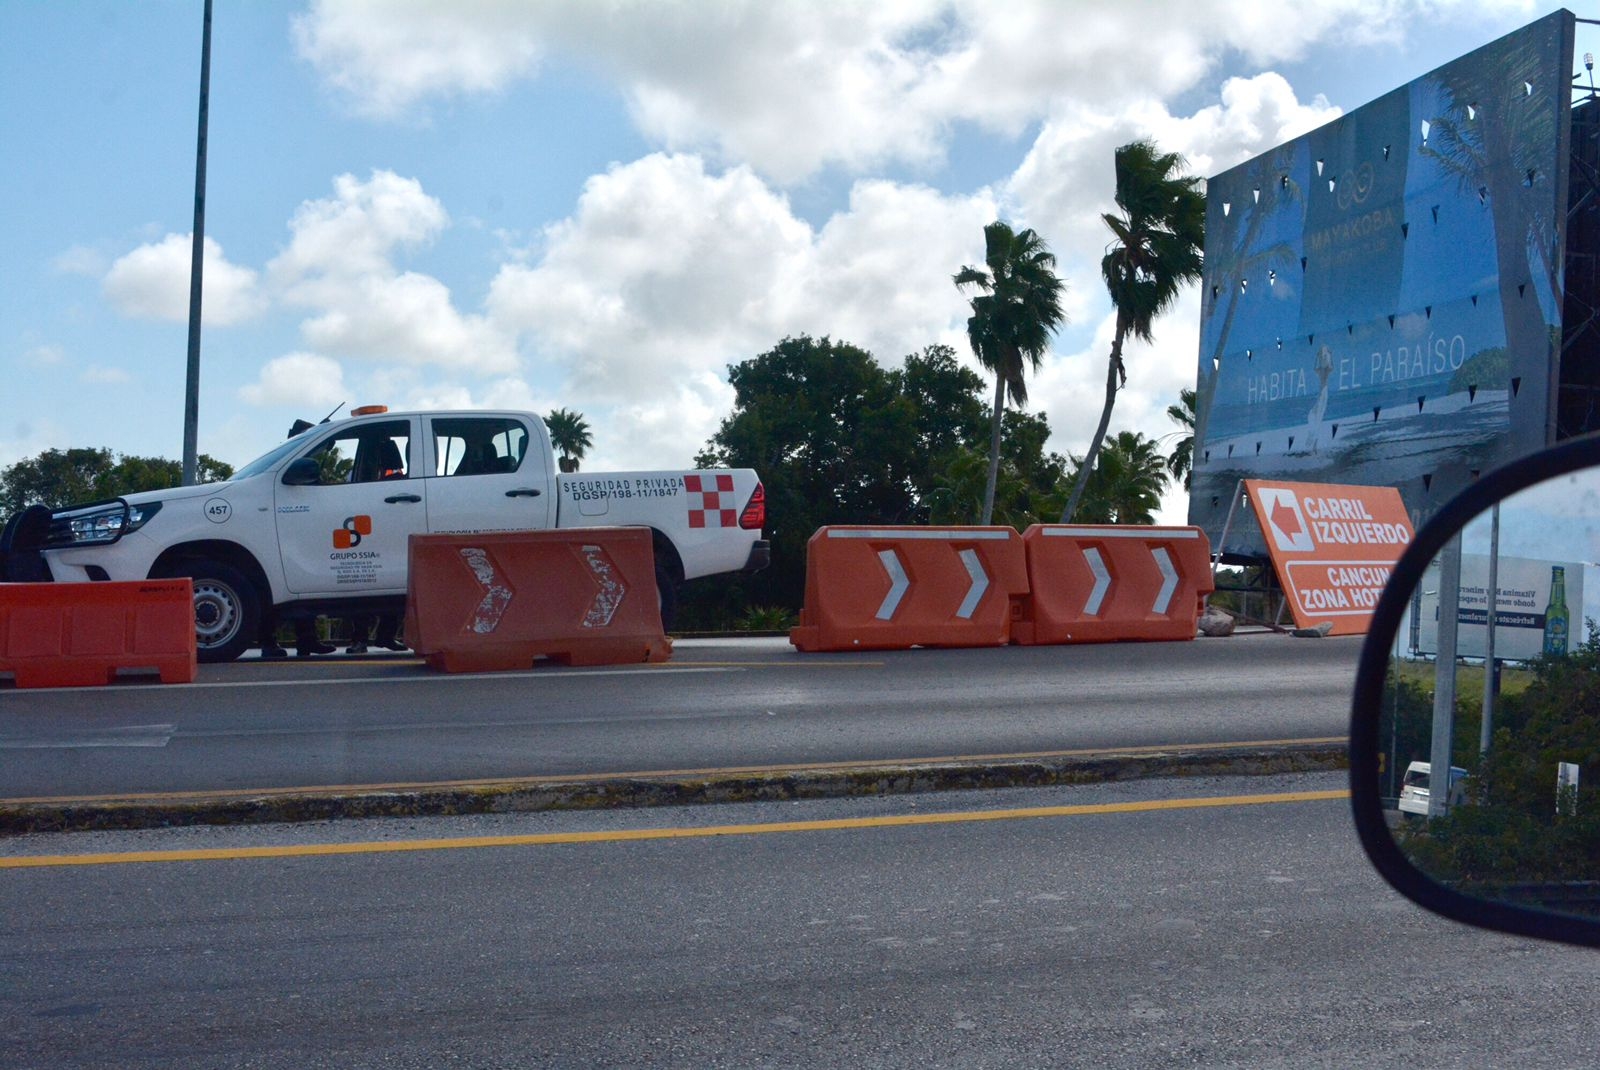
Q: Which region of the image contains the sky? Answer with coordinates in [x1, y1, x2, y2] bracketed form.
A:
[3, 1, 1596, 525]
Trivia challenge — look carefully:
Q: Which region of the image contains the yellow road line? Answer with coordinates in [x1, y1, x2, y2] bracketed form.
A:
[0, 790, 1348, 869]
[0, 737, 1348, 806]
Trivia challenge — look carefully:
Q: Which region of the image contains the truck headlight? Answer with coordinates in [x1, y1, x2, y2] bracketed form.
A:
[61, 501, 162, 544]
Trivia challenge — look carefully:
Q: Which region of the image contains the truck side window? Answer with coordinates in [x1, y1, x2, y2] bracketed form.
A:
[305, 421, 411, 485]
[432, 417, 528, 476]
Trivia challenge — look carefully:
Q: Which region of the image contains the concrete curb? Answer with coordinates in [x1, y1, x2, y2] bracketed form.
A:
[0, 742, 1348, 835]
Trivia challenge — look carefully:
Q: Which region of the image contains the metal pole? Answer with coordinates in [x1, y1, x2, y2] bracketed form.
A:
[1430, 534, 1462, 818]
[182, 0, 213, 487]
[1481, 504, 1500, 756]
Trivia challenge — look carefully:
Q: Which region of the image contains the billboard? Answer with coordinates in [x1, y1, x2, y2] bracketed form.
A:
[1414, 554, 1586, 661]
[1190, 10, 1576, 559]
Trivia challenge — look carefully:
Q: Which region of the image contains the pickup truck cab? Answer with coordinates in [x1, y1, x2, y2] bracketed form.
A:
[3, 407, 768, 661]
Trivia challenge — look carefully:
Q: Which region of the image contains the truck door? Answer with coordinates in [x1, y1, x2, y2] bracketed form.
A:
[424, 414, 555, 533]
[274, 417, 427, 596]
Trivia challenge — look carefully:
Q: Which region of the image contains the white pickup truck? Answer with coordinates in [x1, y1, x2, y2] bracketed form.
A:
[0, 407, 768, 661]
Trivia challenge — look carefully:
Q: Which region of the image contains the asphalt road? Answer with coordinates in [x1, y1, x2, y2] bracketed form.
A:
[0, 633, 1361, 800]
[3, 771, 1595, 1069]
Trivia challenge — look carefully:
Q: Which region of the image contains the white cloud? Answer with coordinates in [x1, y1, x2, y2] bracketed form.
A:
[79, 365, 133, 385]
[23, 345, 66, 367]
[53, 246, 108, 277]
[487, 153, 992, 415]
[290, 0, 545, 120]
[268, 171, 516, 373]
[102, 235, 267, 326]
[292, 0, 1531, 182]
[239, 352, 349, 407]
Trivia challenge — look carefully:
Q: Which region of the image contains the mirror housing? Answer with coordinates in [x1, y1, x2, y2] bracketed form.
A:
[1351, 434, 1600, 948]
[280, 458, 321, 487]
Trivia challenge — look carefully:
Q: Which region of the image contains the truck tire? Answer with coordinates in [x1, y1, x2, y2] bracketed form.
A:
[655, 565, 679, 633]
[154, 558, 260, 664]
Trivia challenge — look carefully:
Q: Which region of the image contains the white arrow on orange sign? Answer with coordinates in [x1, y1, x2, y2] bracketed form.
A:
[580, 544, 626, 628]
[459, 547, 514, 634]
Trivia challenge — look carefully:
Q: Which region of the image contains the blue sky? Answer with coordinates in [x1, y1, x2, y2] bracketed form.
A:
[2, 1, 1592, 522]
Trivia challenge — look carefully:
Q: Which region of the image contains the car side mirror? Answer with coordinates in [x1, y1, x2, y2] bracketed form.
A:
[1351, 435, 1600, 947]
[280, 458, 322, 487]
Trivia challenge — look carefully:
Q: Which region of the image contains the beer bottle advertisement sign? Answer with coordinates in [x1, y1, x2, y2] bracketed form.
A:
[1414, 555, 1585, 661]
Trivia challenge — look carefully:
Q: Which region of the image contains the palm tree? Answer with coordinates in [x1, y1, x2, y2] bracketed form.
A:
[1061, 140, 1204, 522]
[1163, 387, 1196, 491]
[544, 408, 593, 473]
[953, 221, 1067, 526]
[1063, 430, 1170, 524]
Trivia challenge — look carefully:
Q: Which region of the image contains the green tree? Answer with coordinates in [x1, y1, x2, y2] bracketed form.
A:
[1163, 387, 1197, 491]
[1, 448, 233, 515]
[896, 344, 989, 508]
[694, 336, 921, 614]
[953, 221, 1067, 526]
[1062, 140, 1204, 522]
[692, 336, 1023, 623]
[1062, 430, 1170, 525]
[544, 408, 594, 473]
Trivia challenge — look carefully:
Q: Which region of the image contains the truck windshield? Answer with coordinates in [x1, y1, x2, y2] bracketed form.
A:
[231, 433, 315, 481]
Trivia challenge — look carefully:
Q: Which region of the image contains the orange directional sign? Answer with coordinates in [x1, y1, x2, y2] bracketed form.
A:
[1244, 479, 1414, 636]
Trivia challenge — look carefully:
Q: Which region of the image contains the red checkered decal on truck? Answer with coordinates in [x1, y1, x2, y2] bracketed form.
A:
[685, 474, 737, 528]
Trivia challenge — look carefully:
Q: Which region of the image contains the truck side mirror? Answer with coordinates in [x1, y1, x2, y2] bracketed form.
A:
[1351, 435, 1600, 947]
[280, 458, 322, 487]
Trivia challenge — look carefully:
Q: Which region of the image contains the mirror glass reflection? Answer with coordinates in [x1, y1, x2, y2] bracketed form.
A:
[1379, 467, 1600, 920]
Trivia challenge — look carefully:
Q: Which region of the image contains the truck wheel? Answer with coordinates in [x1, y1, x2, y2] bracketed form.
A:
[154, 558, 260, 664]
[655, 565, 679, 633]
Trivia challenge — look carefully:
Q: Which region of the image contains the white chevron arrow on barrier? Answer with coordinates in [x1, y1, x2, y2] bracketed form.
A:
[956, 548, 989, 619]
[1152, 547, 1179, 615]
[875, 549, 910, 620]
[1082, 547, 1111, 615]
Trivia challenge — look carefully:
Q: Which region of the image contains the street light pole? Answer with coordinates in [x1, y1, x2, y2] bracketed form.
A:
[181, 0, 213, 487]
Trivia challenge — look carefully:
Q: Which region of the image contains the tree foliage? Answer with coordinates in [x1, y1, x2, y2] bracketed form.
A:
[687, 336, 1065, 624]
[0, 447, 234, 515]
[1164, 387, 1196, 491]
[1063, 140, 1203, 521]
[544, 408, 594, 473]
[1393, 628, 1600, 887]
[953, 221, 1066, 526]
[1061, 430, 1169, 525]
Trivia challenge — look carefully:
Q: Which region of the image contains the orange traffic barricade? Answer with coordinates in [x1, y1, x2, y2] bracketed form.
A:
[789, 526, 1029, 652]
[0, 579, 197, 688]
[404, 527, 671, 672]
[1015, 525, 1213, 645]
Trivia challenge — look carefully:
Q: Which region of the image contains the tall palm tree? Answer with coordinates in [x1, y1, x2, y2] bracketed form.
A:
[1061, 140, 1204, 522]
[1163, 387, 1196, 491]
[544, 408, 593, 473]
[1064, 430, 1170, 525]
[953, 221, 1066, 525]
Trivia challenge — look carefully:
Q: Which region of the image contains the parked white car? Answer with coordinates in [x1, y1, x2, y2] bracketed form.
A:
[1397, 760, 1469, 817]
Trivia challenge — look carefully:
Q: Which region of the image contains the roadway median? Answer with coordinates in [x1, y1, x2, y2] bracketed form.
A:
[0, 737, 1348, 834]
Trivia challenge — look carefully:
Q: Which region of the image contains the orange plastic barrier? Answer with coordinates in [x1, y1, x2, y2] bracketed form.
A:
[1014, 525, 1213, 645]
[404, 527, 671, 672]
[0, 580, 197, 688]
[789, 526, 1029, 652]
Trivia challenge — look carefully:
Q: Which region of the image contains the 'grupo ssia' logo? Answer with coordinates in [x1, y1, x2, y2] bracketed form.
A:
[334, 515, 372, 549]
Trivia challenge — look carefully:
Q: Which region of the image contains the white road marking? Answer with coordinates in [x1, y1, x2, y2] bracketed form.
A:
[0, 724, 176, 749]
[0, 666, 742, 697]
